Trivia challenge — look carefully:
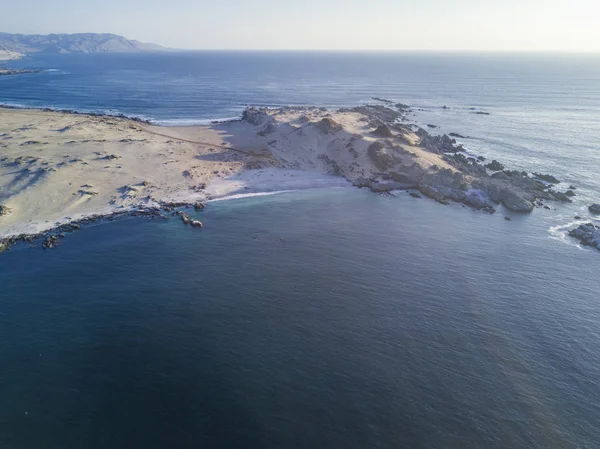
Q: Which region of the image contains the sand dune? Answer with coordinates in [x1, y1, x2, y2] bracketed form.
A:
[0, 108, 272, 236]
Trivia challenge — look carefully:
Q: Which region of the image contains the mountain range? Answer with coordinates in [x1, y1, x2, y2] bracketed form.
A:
[0, 33, 167, 57]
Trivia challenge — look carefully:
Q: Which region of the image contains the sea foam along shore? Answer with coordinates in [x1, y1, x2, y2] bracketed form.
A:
[0, 102, 593, 253]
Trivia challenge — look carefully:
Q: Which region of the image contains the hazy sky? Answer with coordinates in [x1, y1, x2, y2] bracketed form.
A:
[2, 0, 600, 51]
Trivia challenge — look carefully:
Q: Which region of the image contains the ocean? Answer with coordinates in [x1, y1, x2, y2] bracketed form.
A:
[1, 52, 600, 448]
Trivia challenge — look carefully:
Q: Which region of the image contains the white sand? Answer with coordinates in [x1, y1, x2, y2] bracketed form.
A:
[206, 168, 351, 200]
[0, 108, 271, 236]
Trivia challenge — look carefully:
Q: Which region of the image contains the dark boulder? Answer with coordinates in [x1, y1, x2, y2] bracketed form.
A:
[569, 223, 600, 249]
[372, 124, 393, 137]
[485, 160, 505, 171]
[533, 173, 561, 184]
[368, 142, 398, 171]
[42, 235, 60, 250]
[316, 118, 342, 134]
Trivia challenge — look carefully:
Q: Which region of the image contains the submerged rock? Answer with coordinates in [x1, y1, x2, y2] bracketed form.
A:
[42, 235, 60, 250]
[589, 204, 600, 214]
[550, 190, 573, 202]
[569, 223, 600, 250]
[533, 173, 561, 184]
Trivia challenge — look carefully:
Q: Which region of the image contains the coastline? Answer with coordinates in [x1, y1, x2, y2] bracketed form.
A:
[1, 103, 597, 253]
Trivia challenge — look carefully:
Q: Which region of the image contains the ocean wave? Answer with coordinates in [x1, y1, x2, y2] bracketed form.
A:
[208, 186, 349, 203]
[208, 190, 296, 202]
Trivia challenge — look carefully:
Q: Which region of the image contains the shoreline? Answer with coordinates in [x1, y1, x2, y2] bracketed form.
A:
[1, 103, 598, 253]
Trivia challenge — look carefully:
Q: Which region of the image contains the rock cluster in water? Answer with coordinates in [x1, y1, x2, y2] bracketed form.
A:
[569, 223, 600, 250]
[0, 200, 208, 253]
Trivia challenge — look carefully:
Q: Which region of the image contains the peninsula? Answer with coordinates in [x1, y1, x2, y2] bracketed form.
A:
[0, 103, 595, 252]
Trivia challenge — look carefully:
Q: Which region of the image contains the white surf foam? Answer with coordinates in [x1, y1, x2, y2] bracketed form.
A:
[153, 116, 241, 126]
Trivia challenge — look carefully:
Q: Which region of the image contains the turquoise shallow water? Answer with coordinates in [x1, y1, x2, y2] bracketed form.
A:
[1, 188, 600, 448]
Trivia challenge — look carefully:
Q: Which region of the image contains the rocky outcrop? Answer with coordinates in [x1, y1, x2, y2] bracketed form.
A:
[257, 122, 277, 136]
[499, 190, 534, 212]
[194, 202, 205, 210]
[0, 205, 11, 216]
[485, 185, 534, 212]
[589, 204, 600, 215]
[242, 107, 271, 126]
[373, 124, 393, 137]
[464, 193, 493, 210]
[368, 142, 398, 171]
[549, 190, 573, 202]
[316, 118, 342, 134]
[417, 185, 449, 204]
[177, 212, 203, 228]
[179, 213, 191, 224]
[533, 173, 560, 184]
[569, 223, 600, 250]
[417, 131, 456, 154]
[1, 207, 169, 254]
[42, 235, 61, 250]
[485, 160, 505, 171]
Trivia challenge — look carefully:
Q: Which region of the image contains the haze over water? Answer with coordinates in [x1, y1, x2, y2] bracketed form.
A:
[1, 52, 600, 448]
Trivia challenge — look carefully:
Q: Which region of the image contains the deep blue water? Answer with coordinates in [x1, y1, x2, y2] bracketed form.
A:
[1, 189, 600, 448]
[1, 52, 600, 448]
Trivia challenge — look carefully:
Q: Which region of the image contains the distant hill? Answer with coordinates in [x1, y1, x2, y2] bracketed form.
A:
[0, 33, 168, 56]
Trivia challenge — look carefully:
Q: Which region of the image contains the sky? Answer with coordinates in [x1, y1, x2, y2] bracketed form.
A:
[2, 0, 600, 52]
